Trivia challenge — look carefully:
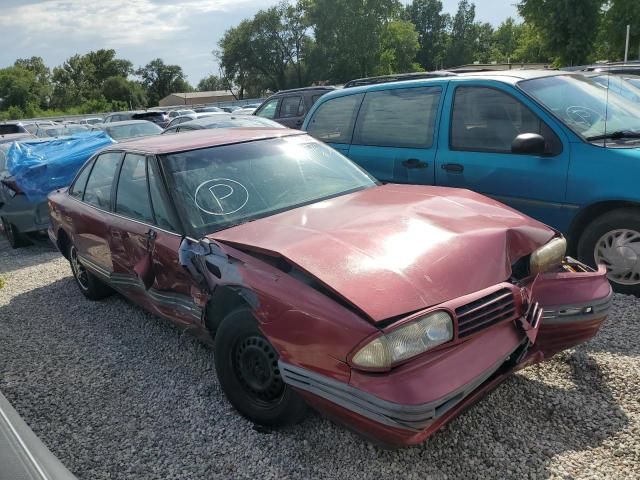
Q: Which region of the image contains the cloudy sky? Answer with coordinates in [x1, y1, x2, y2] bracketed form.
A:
[0, 0, 519, 85]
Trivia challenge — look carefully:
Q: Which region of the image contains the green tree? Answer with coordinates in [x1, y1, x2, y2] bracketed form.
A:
[50, 54, 97, 108]
[218, 2, 310, 95]
[492, 17, 524, 62]
[473, 22, 495, 63]
[405, 0, 450, 70]
[197, 74, 226, 91]
[377, 20, 421, 74]
[597, 0, 640, 61]
[13, 57, 51, 108]
[0, 66, 42, 111]
[518, 0, 604, 66]
[136, 59, 192, 106]
[445, 0, 477, 67]
[303, 0, 402, 81]
[85, 49, 133, 83]
[102, 76, 147, 108]
[513, 23, 550, 62]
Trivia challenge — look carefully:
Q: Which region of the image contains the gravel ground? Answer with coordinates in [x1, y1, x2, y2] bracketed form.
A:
[0, 238, 639, 480]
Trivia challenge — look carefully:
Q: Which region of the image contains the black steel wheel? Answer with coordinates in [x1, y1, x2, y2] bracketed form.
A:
[214, 308, 307, 427]
[1, 216, 30, 248]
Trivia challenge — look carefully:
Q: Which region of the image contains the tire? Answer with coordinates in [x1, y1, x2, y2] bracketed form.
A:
[214, 308, 308, 427]
[577, 208, 640, 295]
[1, 216, 31, 248]
[68, 243, 113, 300]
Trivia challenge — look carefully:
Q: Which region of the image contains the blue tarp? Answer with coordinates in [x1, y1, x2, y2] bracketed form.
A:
[6, 131, 114, 202]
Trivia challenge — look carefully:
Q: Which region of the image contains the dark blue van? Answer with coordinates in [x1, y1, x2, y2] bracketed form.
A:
[302, 71, 640, 294]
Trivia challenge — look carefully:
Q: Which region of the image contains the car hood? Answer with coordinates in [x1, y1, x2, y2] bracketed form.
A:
[210, 184, 555, 323]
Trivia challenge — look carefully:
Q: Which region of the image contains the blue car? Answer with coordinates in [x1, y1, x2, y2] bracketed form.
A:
[302, 70, 640, 294]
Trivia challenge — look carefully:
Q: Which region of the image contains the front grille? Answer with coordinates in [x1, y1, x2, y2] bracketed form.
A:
[455, 288, 517, 338]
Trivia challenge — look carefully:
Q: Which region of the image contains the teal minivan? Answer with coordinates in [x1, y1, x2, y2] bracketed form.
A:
[302, 70, 640, 294]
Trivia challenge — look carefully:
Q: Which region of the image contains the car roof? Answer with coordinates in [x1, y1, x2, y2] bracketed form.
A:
[318, 69, 572, 99]
[101, 120, 158, 127]
[103, 127, 302, 154]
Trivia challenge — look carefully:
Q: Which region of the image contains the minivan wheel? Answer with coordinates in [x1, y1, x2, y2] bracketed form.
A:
[1, 217, 31, 248]
[214, 308, 308, 427]
[68, 244, 113, 300]
[578, 209, 640, 295]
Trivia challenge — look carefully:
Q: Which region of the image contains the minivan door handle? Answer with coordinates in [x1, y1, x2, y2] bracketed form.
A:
[441, 163, 464, 173]
[402, 158, 428, 169]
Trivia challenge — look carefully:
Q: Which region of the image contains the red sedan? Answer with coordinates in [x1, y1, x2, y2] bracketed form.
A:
[47, 129, 611, 447]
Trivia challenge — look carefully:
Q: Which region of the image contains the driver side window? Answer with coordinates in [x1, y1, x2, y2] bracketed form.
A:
[451, 86, 561, 155]
[256, 99, 279, 119]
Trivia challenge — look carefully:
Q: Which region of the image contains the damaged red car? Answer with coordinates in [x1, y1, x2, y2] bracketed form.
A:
[47, 129, 612, 447]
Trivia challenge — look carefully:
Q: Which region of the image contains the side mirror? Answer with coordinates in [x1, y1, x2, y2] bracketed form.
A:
[511, 133, 546, 156]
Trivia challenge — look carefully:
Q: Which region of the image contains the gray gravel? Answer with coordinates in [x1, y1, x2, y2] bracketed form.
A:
[0, 238, 639, 480]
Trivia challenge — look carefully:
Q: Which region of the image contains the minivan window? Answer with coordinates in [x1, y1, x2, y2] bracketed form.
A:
[69, 159, 94, 199]
[115, 154, 153, 223]
[451, 86, 552, 153]
[256, 99, 279, 119]
[307, 93, 364, 144]
[279, 96, 303, 118]
[353, 86, 441, 149]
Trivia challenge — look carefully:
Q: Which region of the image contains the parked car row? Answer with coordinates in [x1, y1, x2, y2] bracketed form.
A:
[0, 68, 631, 447]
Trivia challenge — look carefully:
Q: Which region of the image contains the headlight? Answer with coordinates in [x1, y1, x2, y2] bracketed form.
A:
[352, 311, 453, 369]
[530, 236, 566, 275]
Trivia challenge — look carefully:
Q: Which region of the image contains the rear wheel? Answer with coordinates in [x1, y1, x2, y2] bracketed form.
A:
[68, 244, 113, 300]
[577, 209, 640, 295]
[1, 217, 31, 248]
[214, 308, 307, 427]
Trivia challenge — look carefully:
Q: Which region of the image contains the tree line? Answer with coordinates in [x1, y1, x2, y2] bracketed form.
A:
[218, 0, 639, 96]
[0, 0, 637, 119]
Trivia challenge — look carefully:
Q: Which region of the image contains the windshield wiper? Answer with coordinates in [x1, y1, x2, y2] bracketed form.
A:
[586, 130, 640, 141]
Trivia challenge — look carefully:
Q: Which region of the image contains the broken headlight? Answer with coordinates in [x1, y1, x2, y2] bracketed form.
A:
[352, 311, 453, 370]
[530, 237, 567, 275]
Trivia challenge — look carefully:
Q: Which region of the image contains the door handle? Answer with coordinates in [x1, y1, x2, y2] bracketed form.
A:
[402, 158, 428, 169]
[441, 163, 464, 173]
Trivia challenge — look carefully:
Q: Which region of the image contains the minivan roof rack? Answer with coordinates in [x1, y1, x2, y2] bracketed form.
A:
[343, 71, 456, 88]
[275, 86, 336, 94]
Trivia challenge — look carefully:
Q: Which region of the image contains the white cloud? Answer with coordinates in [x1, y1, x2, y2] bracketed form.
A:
[0, 0, 253, 46]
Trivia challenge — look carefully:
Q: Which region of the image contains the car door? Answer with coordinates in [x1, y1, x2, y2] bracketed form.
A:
[276, 95, 305, 128]
[109, 153, 201, 326]
[347, 85, 444, 185]
[305, 93, 364, 155]
[72, 151, 123, 276]
[435, 82, 571, 228]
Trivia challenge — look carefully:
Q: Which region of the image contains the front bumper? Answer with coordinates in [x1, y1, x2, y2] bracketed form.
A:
[280, 259, 611, 447]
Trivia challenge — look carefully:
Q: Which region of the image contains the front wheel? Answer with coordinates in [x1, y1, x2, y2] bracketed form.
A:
[577, 209, 640, 295]
[214, 308, 307, 427]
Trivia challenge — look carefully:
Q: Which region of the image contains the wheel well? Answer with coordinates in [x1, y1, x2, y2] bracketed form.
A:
[567, 201, 640, 254]
[57, 228, 71, 260]
[204, 286, 253, 338]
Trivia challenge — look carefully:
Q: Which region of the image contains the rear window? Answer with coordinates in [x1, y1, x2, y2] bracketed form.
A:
[353, 86, 441, 149]
[306, 94, 364, 144]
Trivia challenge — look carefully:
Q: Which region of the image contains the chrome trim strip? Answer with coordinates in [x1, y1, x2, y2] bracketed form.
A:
[541, 290, 613, 324]
[77, 255, 201, 320]
[279, 346, 517, 432]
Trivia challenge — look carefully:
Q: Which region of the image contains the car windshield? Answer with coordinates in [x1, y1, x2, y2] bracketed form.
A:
[106, 122, 162, 140]
[41, 125, 87, 137]
[589, 75, 640, 103]
[161, 135, 376, 236]
[519, 74, 640, 141]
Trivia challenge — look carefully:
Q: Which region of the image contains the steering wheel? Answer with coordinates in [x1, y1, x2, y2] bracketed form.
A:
[565, 106, 602, 129]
